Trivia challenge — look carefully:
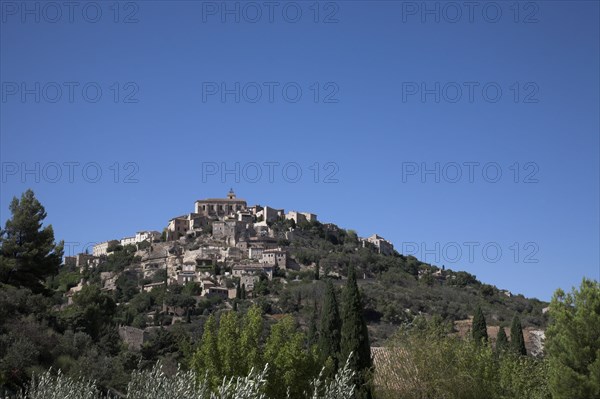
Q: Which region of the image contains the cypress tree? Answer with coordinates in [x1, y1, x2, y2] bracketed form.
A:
[472, 306, 488, 343]
[341, 266, 372, 399]
[307, 300, 318, 347]
[496, 326, 509, 352]
[318, 280, 341, 370]
[510, 315, 527, 355]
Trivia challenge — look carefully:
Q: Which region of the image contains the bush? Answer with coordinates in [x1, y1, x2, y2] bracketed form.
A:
[374, 317, 550, 399]
[14, 359, 356, 399]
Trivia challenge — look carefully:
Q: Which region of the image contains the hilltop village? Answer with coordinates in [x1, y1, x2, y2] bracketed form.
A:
[65, 190, 394, 304]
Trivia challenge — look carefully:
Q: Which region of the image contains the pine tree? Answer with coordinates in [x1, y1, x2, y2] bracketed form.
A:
[340, 266, 373, 399]
[510, 315, 527, 356]
[496, 326, 508, 352]
[0, 189, 64, 293]
[319, 279, 342, 370]
[472, 306, 488, 343]
[546, 279, 600, 399]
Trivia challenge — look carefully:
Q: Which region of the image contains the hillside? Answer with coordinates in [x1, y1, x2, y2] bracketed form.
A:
[57, 202, 548, 348]
[1, 190, 550, 394]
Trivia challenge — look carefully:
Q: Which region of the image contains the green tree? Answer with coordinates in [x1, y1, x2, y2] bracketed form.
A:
[191, 314, 221, 387]
[307, 300, 318, 347]
[472, 306, 488, 343]
[319, 279, 341, 371]
[263, 315, 313, 398]
[0, 189, 64, 293]
[62, 285, 116, 341]
[510, 315, 527, 356]
[217, 311, 240, 377]
[546, 278, 600, 399]
[239, 305, 263, 374]
[341, 266, 372, 399]
[496, 326, 509, 352]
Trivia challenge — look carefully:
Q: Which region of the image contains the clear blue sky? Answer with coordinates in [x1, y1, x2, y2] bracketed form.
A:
[1, 1, 598, 301]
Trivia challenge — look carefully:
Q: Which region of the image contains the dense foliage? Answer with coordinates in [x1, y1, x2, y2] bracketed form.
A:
[375, 317, 550, 399]
[1, 190, 598, 398]
[0, 189, 64, 293]
[545, 278, 600, 399]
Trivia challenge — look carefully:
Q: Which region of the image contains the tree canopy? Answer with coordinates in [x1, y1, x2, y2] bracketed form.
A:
[0, 189, 63, 293]
[546, 278, 600, 399]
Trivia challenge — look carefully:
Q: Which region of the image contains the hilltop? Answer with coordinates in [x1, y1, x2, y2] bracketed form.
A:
[61, 190, 548, 349]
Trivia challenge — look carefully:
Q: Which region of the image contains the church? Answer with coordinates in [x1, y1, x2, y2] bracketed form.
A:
[194, 189, 247, 217]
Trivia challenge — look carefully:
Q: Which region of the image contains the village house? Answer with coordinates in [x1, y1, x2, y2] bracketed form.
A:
[237, 211, 254, 223]
[256, 205, 285, 223]
[361, 234, 395, 256]
[118, 326, 147, 351]
[221, 246, 244, 261]
[212, 219, 247, 245]
[285, 211, 318, 224]
[248, 247, 264, 260]
[64, 253, 96, 269]
[166, 215, 188, 241]
[232, 263, 274, 280]
[120, 230, 161, 246]
[207, 286, 236, 300]
[260, 248, 287, 268]
[240, 274, 260, 291]
[93, 240, 119, 257]
[176, 262, 199, 284]
[200, 279, 216, 295]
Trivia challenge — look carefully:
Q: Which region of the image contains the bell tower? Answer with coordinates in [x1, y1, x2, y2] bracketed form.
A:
[227, 188, 236, 200]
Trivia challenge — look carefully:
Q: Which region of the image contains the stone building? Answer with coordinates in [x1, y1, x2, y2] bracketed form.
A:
[187, 213, 209, 230]
[248, 247, 264, 260]
[118, 326, 147, 351]
[194, 189, 247, 218]
[237, 211, 254, 223]
[260, 248, 287, 268]
[120, 230, 161, 246]
[167, 215, 188, 241]
[240, 274, 260, 292]
[177, 262, 199, 284]
[362, 234, 395, 256]
[207, 286, 236, 300]
[64, 253, 96, 268]
[212, 220, 248, 245]
[257, 206, 284, 223]
[302, 212, 317, 222]
[285, 211, 318, 224]
[93, 240, 119, 257]
[232, 263, 274, 280]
